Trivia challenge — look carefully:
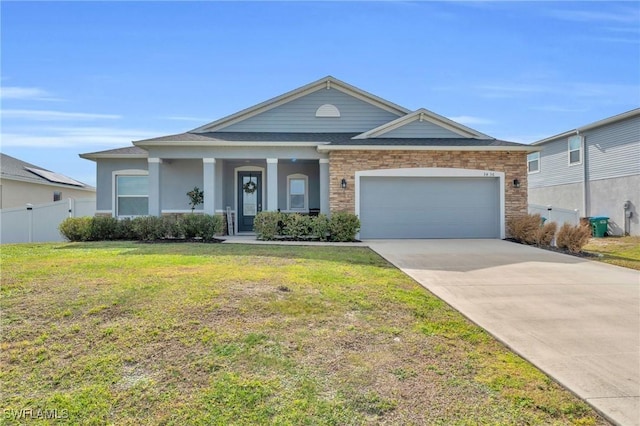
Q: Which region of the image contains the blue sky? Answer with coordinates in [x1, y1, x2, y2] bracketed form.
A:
[2, 1, 639, 187]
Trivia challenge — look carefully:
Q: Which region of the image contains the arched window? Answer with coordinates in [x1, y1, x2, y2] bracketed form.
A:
[315, 104, 340, 118]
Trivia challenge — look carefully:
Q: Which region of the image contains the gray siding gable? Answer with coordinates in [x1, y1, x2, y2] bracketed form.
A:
[220, 88, 402, 133]
[529, 113, 640, 189]
[379, 119, 462, 138]
[586, 115, 640, 181]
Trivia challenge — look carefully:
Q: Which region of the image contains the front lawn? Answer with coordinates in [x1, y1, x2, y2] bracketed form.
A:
[584, 236, 640, 270]
[1, 242, 606, 425]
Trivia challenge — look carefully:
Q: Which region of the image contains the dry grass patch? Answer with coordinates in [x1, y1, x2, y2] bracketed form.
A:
[584, 236, 640, 270]
[1, 242, 607, 425]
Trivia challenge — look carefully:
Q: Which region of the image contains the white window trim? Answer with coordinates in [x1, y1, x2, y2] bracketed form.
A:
[112, 169, 149, 218]
[287, 174, 309, 212]
[527, 152, 540, 174]
[568, 135, 583, 166]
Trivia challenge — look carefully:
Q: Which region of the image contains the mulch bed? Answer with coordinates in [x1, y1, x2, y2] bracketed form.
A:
[504, 238, 599, 259]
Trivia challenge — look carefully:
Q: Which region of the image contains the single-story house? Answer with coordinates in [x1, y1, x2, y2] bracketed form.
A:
[528, 108, 640, 236]
[0, 153, 95, 210]
[81, 76, 536, 239]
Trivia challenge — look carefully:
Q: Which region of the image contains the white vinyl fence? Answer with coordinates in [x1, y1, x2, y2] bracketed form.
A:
[1, 198, 96, 244]
[528, 204, 580, 227]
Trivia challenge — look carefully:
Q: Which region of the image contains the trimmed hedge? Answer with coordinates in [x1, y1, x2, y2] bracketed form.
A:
[253, 211, 359, 242]
[59, 214, 223, 242]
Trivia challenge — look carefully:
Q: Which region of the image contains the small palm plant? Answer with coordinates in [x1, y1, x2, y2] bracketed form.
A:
[186, 186, 204, 212]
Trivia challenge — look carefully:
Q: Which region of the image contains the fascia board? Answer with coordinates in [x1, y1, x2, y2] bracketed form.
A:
[0, 175, 95, 190]
[317, 145, 538, 152]
[79, 153, 148, 160]
[533, 108, 640, 145]
[134, 140, 329, 147]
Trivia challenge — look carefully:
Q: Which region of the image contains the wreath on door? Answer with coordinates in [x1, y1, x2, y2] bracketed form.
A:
[243, 180, 257, 194]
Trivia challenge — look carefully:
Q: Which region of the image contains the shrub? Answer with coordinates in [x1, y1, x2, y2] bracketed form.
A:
[115, 217, 135, 240]
[556, 223, 591, 253]
[131, 216, 166, 241]
[329, 212, 360, 242]
[282, 214, 313, 239]
[310, 214, 330, 241]
[507, 214, 543, 245]
[535, 221, 557, 247]
[89, 216, 119, 241]
[178, 214, 223, 240]
[254, 211, 284, 240]
[59, 217, 92, 242]
[162, 215, 181, 239]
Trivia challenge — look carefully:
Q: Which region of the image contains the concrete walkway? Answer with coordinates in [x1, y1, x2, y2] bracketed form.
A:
[367, 239, 640, 426]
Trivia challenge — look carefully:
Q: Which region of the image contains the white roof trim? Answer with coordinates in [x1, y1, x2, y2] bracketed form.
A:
[134, 140, 329, 147]
[1, 174, 96, 191]
[190, 76, 410, 133]
[532, 108, 640, 146]
[353, 108, 492, 140]
[79, 153, 148, 161]
[317, 144, 538, 152]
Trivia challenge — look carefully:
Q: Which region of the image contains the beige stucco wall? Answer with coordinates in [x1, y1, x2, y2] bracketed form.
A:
[328, 150, 528, 226]
[0, 179, 95, 210]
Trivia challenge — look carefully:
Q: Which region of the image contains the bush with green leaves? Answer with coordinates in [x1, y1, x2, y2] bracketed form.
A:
[253, 211, 284, 240]
[59, 217, 92, 241]
[310, 214, 330, 241]
[89, 216, 119, 240]
[556, 223, 591, 253]
[131, 216, 166, 241]
[329, 212, 360, 242]
[282, 214, 313, 239]
[178, 214, 223, 240]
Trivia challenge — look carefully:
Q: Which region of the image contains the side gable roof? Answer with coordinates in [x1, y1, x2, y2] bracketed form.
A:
[1, 153, 94, 189]
[190, 76, 411, 133]
[532, 108, 640, 146]
[353, 108, 493, 140]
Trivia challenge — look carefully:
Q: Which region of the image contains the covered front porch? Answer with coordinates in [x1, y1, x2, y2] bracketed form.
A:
[147, 156, 330, 234]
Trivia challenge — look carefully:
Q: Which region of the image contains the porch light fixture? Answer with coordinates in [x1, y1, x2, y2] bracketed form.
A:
[341, 178, 347, 189]
[513, 179, 520, 188]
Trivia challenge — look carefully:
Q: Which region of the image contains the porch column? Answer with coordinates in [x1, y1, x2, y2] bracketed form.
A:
[267, 158, 278, 211]
[203, 158, 216, 215]
[148, 158, 162, 217]
[319, 159, 330, 215]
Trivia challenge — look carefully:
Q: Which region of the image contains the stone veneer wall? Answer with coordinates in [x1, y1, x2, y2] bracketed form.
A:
[328, 150, 528, 228]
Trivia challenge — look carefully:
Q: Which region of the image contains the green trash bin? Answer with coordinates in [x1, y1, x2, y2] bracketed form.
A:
[589, 216, 609, 238]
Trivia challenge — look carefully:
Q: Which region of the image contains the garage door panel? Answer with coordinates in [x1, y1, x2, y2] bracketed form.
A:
[360, 176, 499, 239]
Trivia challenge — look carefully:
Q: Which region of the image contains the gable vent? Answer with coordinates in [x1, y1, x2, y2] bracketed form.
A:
[315, 104, 340, 118]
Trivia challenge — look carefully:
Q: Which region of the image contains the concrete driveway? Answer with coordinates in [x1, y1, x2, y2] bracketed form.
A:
[367, 239, 640, 426]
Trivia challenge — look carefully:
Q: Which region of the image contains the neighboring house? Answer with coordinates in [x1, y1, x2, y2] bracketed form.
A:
[0, 153, 95, 209]
[80, 76, 535, 239]
[528, 109, 640, 236]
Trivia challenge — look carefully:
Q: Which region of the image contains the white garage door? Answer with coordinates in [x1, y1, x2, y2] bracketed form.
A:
[359, 176, 500, 239]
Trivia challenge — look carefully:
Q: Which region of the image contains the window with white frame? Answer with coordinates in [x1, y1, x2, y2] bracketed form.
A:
[116, 174, 148, 216]
[527, 152, 540, 173]
[53, 191, 62, 202]
[568, 135, 582, 165]
[287, 174, 308, 211]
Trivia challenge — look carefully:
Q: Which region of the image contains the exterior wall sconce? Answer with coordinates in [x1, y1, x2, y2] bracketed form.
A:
[341, 178, 347, 189]
[513, 179, 520, 188]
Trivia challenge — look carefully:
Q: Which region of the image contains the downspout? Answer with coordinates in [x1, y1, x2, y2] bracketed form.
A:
[579, 130, 589, 218]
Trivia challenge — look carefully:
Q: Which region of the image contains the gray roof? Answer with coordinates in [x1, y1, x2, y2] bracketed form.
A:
[1, 153, 93, 188]
[133, 131, 526, 147]
[81, 146, 148, 157]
